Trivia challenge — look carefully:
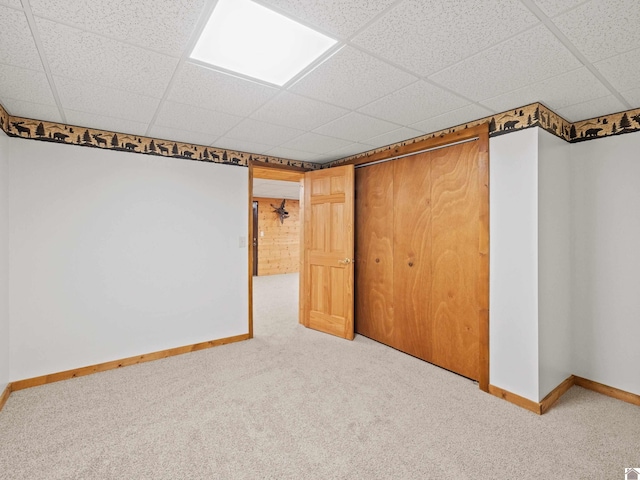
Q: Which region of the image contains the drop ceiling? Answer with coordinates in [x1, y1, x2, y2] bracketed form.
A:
[0, 0, 638, 164]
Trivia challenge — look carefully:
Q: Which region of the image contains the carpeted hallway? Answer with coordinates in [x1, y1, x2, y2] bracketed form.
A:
[0, 273, 638, 479]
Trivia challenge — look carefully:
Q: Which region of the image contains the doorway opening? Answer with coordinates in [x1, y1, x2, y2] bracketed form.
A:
[248, 163, 304, 338]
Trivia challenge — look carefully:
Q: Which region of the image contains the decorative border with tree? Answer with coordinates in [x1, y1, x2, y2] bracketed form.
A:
[0, 112, 318, 170]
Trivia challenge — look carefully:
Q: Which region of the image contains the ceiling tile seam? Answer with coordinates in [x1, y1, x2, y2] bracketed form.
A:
[21, 0, 66, 124]
[144, 0, 222, 138]
[519, 0, 632, 110]
[547, 0, 591, 19]
[0, 2, 21, 11]
[281, 43, 348, 90]
[343, 0, 406, 43]
[27, 13, 184, 59]
[50, 72, 167, 102]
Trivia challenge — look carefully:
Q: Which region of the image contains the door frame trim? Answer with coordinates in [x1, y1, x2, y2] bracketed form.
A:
[247, 161, 306, 339]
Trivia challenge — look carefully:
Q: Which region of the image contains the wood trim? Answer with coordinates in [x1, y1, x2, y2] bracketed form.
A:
[477, 125, 490, 392]
[539, 376, 575, 414]
[0, 383, 11, 412]
[489, 384, 542, 414]
[574, 376, 640, 407]
[10, 333, 250, 392]
[298, 177, 305, 325]
[338, 123, 489, 168]
[248, 162, 255, 339]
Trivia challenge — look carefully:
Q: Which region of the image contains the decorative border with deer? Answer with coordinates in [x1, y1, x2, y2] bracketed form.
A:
[0, 110, 317, 170]
[1, 101, 639, 170]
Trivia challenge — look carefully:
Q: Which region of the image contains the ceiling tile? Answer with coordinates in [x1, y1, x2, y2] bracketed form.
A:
[531, 0, 588, 17]
[211, 137, 274, 155]
[289, 46, 417, 110]
[352, 0, 539, 77]
[36, 18, 178, 98]
[594, 47, 640, 93]
[253, 179, 300, 200]
[429, 25, 582, 101]
[169, 63, 279, 117]
[223, 118, 305, 146]
[553, 0, 640, 63]
[362, 126, 424, 149]
[256, 0, 397, 39]
[480, 67, 611, 112]
[147, 125, 218, 147]
[279, 132, 352, 154]
[556, 95, 627, 122]
[250, 91, 348, 130]
[358, 80, 470, 125]
[2, 98, 62, 123]
[65, 110, 149, 136]
[263, 146, 323, 162]
[0, 64, 56, 105]
[154, 101, 243, 138]
[411, 104, 495, 134]
[0, 0, 23, 8]
[314, 112, 398, 142]
[30, 0, 206, 57]
[321, 142, 375, 162]
[0, 6, 44, 70]
[55, 76, 160, 124]
[621, 88, 640, 109]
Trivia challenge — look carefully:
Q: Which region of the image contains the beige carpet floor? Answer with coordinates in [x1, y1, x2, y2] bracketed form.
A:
[0, 272, 638, 479]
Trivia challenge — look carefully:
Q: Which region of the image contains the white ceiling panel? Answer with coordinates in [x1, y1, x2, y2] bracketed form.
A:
[429, 25, 582, 102]
[2, 98, 62, 123]
[30, 0, 206, 57]
[552, 0, 640, 63]
[289, 46, 417, 110]
[154, 101, 243, 138]
[147, 125, 218, 147]
[256, 0, 397, 39]
[359, 80, 470, 125]
[411, 104, 495, 135]
[169, 63, 279, 117]
[362, 126, 424, 149]
[0, 64, 56, 105]
[36, 18, 178, 98]
[253, 179, 300, 200]
[251, 92, 348, 131]
[0, 0, 23, 9]
[211, 137, 274, 155]
[0, 6, 44, 71]
[55, 76, 160, 124]
[481, 67, 611, 113]
[314, 112, 398, 142]
[594, 47, 640, 93]
[223, 118, 305, 146]
[531, 0, 588, 18]
[65, 110, 149, 137]
[621, 88, 640, 109]
[279, 132, 352, 154]
[263, 146, 323, 162]
[353, 0, 539, 77]
[556, 95, 628, 122]
[322, 142, 375, 161]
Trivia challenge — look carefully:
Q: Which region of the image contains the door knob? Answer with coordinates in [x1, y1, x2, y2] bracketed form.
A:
[338, 258, 352, 265]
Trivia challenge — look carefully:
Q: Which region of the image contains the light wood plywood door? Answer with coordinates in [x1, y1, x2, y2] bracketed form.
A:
[302, 165, 355, 340]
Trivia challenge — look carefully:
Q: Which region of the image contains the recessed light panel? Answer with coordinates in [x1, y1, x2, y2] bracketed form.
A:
[191, 0, 337, 86]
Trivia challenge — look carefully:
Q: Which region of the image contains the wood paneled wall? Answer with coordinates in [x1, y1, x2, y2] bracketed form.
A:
[255, 197, 300, 276]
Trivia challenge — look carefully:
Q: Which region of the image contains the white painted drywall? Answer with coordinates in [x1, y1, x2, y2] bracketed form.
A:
[489, 128, 539, 401]
[0, 131, 9, 393]
[571, 133, 640, 396]
[537, 129, 572, 400]
[9, 139, 248, 381]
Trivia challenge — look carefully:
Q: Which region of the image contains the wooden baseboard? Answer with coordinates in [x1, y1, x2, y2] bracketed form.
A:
[539, 376, 575, 414]
[0, 383, 11, 412]
[10, 333, 250, 392]
[489, 384, 542, 414]
[574, 376, 640, 407]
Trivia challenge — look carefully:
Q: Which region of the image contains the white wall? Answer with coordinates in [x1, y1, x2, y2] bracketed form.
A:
[489, 128, 540, 401]
[9, 139, 248, 381]
[0, 131, 9, 393]
[571, 133, 640, 396]
[538, 129, 572, 399]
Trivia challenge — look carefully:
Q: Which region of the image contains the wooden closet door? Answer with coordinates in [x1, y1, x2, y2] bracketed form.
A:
[429, 141, 480, 380]
[392, 153, 432, 360]
[355, 162, 395, 345]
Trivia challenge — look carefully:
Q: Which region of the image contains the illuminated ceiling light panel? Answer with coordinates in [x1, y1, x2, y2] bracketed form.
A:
[190, 0, 337, 86]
